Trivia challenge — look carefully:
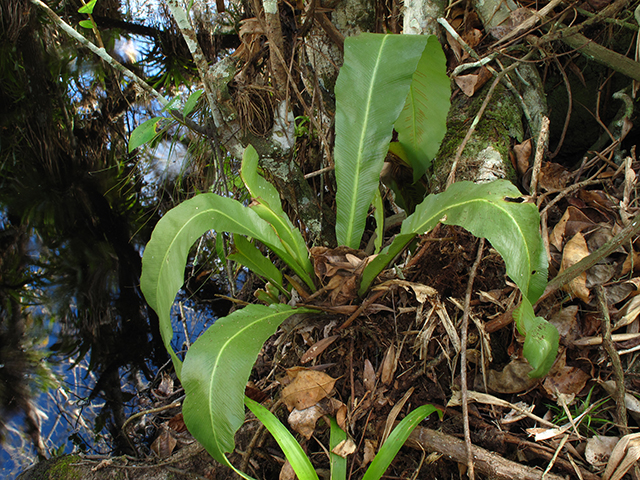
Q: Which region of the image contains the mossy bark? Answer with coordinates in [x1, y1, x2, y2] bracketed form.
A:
[17, 444, 220, 480]
[429, 82, 521, 193]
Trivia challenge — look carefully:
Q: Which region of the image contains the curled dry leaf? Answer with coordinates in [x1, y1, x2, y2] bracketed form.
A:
[332, 438, 357, 458]
[151, 428, 177, 458]
[154, 372, 174, 398]
[288, 404, 325, 439]
[279, 459, 296, 480]
[380, 343, 397, 386]
[560, 232, 591, 303]
[549, 206, 593, 252]
[308, 246, 373, 305]
[486, 358, 538, 394]
[454, 67, 492, 97]
[363, 438, 377, 467]
[539, 162, 571, 191]
[615, 295, 640, 330]
[300, 335, 340, 363]
[168, 413, 187, 433]
[585, 435, 619, 467]
[281, 368, 336, 411]
[512, 139, 532, 176]
[363, 358, 376, 393]
[288, 397, 345, 439]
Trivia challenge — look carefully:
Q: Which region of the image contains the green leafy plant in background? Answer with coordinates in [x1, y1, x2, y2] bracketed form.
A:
[140, 32, 558, 477]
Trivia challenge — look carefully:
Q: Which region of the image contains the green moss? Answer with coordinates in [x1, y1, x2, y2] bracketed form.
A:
[18, 455, 83, 480]
[49, 456, 82, 480]
[429, 82, 519, 192]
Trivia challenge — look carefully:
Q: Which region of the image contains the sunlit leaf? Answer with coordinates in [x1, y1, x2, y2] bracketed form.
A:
[183, 89, 203, 116]
[79, 19, 94, 29]
[245, 396, 319, 480]
[334, 33, 430, 249]
[140, 194, 291, 376]
[128, 117, 162, 152]
[361, 180, 548, 303]
[181, 304, 312, 468]
[394, 36, 450, 183]
[78, 0, 97, 14]
[513, 298, 559, 378]
[241, 146, 314, 289]
[228, 235, 284, 294]
[361, 404, 440, 480]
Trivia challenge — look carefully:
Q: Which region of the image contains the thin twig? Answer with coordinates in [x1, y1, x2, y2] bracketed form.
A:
[596, 285, 630, 436]
[460, 238, 485, 480]
[529, 116, 550, 199]
[446, 73, 502, 188]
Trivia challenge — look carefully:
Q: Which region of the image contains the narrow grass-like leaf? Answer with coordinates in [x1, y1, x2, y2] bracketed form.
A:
[394, 36, 450, 183]
[334, 33, 430, 249]
[181, 304, 313, 467]
[227, 235, 285, 294]
[241, 146, 314, 288]
[245, 397, 319, 480]
[129, 117, 162, 152]
[513, 298, 559, 377]
[361, 404, 440, 480]
[329, 417, 348, 480]
[140, 193, 289, 377]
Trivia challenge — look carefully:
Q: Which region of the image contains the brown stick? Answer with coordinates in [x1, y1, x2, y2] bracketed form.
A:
[407, 427, 566, 480]
[460, 239, 485, 480]
[537, 214, 640, 305]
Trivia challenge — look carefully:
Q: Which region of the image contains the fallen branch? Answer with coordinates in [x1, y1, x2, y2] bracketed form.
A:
[407, 426, 566, 480]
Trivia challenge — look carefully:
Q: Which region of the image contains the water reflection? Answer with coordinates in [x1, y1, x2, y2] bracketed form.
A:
[0, 1, 240, 476]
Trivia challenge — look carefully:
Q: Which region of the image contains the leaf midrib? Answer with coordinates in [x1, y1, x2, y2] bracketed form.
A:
[206, 308, 285, 451]
[344, 36, 388, 247]
[154, 203, 277, 313]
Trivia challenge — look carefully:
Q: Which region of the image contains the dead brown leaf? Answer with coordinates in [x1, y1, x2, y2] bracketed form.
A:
[379, 343, 397, 386]
[279, 460, 296, 480]
[454, 67, 492, 97]
[168, 413, 187, 433]
[363, 358, 376, 393]
[542, 364, 590, 398]
[300, 335, 339, 364]
[151, 429, 177, 458]
[332, 438, 357, 458]
[560, 232, 591, 303]
[513, 139, 532, 176]
[549, 206, 594, 251]
[281, 368, 336, 411]
[486, 358, 538, 394]
[539, 162, 572, 191]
